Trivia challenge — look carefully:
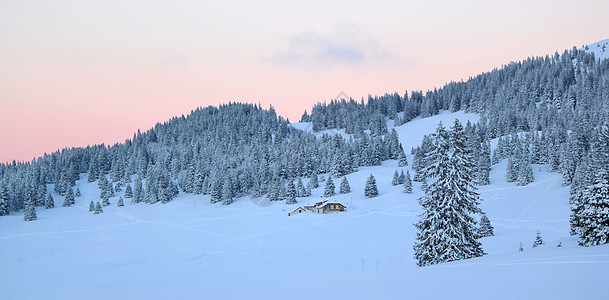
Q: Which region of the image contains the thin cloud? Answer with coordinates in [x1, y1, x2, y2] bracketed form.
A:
[271, 23, 394, 67]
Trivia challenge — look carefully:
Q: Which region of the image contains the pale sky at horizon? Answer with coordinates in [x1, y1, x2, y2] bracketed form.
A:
[1, 0, 608, 163]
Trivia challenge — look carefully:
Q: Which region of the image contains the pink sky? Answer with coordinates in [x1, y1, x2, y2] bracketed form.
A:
[1, 0, 608, 163]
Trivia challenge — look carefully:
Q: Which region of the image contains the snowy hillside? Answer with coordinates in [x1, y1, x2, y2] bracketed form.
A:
[1, 111, 607, 299]
[582, 39, 609, 60]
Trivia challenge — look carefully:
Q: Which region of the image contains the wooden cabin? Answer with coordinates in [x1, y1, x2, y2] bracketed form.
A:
[288, 207, 307, 216]
[304, 201, 346, 214]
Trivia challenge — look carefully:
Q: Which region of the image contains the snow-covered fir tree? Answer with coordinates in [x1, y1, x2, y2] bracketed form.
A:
[222, 177, 233, 205]
[0, 186, 9, 216]
[132, 178, 144, 204]
[102, 196, 110, 207]
[506, 158, 517, 183]
[398, 148, 408, 167]
[398, 170, 406, 185]
[89, 200, 94, 212]
[533, 230, 544, 247]
[478, 214, 494, 237]
[285, 179, 297, 204]
[339, 176, 351, 194]
[23, 198, 37, 221]
[124, 184, 133, 198]
[413, 120, 484, 267]
[364, 174, 378, 198]
[45, 193, 54, 209]
[75, 187, 81, 197]
[117, 196, 124, 207]
[403, 170, 413, 194]
[309, 172, 319, 189]
[296, 178, 306, 197]
[324, 175, 335, 198]
[391, 171, 400, 186]
[94, 202, 103, 214]
[63, 188, 74, 207]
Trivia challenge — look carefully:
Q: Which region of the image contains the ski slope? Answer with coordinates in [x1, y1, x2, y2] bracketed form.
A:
[1, 111, 608, 299]
[582, 39, 609, 60]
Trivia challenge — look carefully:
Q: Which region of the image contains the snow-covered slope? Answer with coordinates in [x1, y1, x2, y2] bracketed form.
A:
[582, 39, 609, 60]
[1, 111, 607, 299]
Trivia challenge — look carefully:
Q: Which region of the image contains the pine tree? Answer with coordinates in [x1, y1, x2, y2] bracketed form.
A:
[210, 177, 222, 204]
[339, 176, 351, 194]
[0, 186, 11, 216]
[222, 177, 233, 205]
[285, 179, 297, 204]
[102, 196, 110, 207]
[132, 178, 143, 204]
[75, 187, 81, 198]
[89, 200, 95, 212]
[391, 171, 400, 186]
[478, 214, 494, 237]
[398, 148, 409, 167]
[398, 170, 406, 184]
[45, 192, 55, 209]
[413, 120, 484, 266]
[519, 243, 524, 252]
[63, 188, 74, 207]
[309, 172, 319, 189]
[23, 199, 37, 221]
[117, 196, 124, 207]
[296, 178, 306, 197]
[364, 174, 378, 198]
[324, 175, 335, 198]
[94, 202, 103, 214]
[403, 170, 413, 194]
[532, 230, 544, 247]
[124, 184, 133, 198]
[506, 158, 517, 183]
[303, 181, 312, 197]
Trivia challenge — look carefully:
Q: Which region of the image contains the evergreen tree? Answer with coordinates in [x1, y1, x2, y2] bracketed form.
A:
[102, 196, 110, 207]
[532, 230, 544, 247]
[63, 188, 74, 207]
[398, 148, 409, 167]
[132, 177, 144, 204]
[339, 176, 351, 194]
[89, 200, 95, 212]
[0, 186, 10, 216]
[309, 172, 319, 189]
[364, 174, 378, 198]
[117, 196, 124, 207]
[478, 214, 494, 237]
[303, 181, 312, 197]
[391, 171, 400, 186]
[222, 177, 233, 205]
[210, 177, 222, 204]
[75, 187, 81, 198]
[403, 170, 413, 194]
[45, 192, 54, 209]
[324, 175, 335, 198]
[124, 184, 133, 198]
[285, 179, 297, 204]
[506, 158, 517, 183]
[413, 120, 484, 267]
[398, 170, 406, 184]
[23, 199, 37, 221]
[296, 178, 306, 197]
[94, 202, 103, 214]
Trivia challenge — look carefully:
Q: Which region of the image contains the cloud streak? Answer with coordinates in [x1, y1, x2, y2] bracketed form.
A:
[272, 23, 394, 67]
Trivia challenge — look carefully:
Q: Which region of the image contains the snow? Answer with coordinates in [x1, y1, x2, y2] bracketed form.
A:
[582, 39, 609, 60]
[1, 111, 608, 299]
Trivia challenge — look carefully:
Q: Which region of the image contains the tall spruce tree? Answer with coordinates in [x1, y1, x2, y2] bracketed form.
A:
[364, 174, 378, 198]
[478, 214, 494, 237]
[285, 179, 297, 204]
[413, 120, 484, 267]
[391, 171, 400, 186]
[403, 170, 413, 194]
[324, 175, 335, 198]
[45, 192, 55, 209]
[339, 176, 351, 194]
[0, 185, 10, 216]
[23, 198, 37, 221]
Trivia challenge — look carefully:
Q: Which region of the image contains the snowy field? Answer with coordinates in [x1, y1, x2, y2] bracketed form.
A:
[1, 111, 608, 299]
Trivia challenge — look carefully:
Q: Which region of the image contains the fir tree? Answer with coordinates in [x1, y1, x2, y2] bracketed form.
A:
[339, 176, 351, 194]
[89, 200, 95, 212]
[0, 186, 10, 216]
[23, 199, 37, 221]
[391, 171, 400, 186]
[63, 188, 74, 207]
[413, 120, 484, 267]
[324, 175, 335, 198]
[364, 174, 378, 198]
[75, 187, 81, 198]
[398, 170, 406, 184]
[533, 230, 544, 248]
[94, 202, 103, 214]
[296, 178, 306, 197]
[309, 172, 319, 189]
[102, 196, 110, 207]
[398, 148, 409, 167]
[124, 184, 133, 198]
[116, 196, 124, 207]
[303, 181, 312, 197]
[403, 170, 413, 194]
[285, 179, 297, 204]
[478, 214, 494, 237]
[210, 177, 222, 204]
[222, 177, 233, 205]
[45, 192, 54, 209]
[132, 178, 143, 204]
[506, 158, 517, 183]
